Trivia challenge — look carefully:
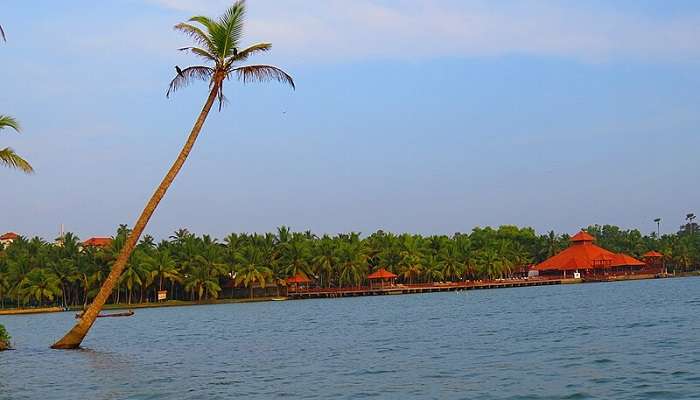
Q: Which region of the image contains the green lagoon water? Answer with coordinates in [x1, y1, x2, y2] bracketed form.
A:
[2, 277, 700, 399]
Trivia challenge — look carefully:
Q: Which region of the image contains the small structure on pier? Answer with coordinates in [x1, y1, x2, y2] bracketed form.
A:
[643, 251, 665, 273]
[367, 268, 397, 288]
[286, 273, 312, 292]
[532, 230, 646, 278]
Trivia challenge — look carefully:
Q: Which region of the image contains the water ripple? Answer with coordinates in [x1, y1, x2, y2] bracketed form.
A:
[1, 277, 700, 399]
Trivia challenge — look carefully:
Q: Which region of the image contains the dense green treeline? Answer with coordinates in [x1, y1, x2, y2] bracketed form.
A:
[1, 223, 698, 308]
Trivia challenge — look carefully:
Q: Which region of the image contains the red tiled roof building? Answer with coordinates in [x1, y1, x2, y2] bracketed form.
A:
[532, 230, 647, 278]
[0, 232, 19, 241]
[0, 232, 20, 247]
[82, 237, 113, 248]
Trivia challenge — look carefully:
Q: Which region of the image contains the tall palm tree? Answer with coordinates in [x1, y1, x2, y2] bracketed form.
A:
[184, 256, 221, 301]
[142, 250, 180, 293]
[1, 115, 33, 173]
[235, 246, 272, 299]
[422, 255, 443, 283]
[0, 264, 10, 309]
[52, 0, 294, 349]
[312, 236, 337, 288]
[119, 258, 144, 305]
[21, 268, 61, 306]
[336, 242, 366, 288]
[184, 263, 222, 302]
[281, 238, 311, 279]
[438, 245, 463, 282]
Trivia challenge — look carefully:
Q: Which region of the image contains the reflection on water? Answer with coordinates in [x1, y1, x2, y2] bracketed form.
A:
[2, 277, 700, 400]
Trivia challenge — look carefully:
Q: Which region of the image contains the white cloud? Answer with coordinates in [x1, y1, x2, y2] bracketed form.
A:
[147, 0, 700, 64]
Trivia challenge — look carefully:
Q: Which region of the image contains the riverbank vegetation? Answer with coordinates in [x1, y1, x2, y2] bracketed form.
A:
[1, 223, 698, 309]
[0, 323, 11, 350]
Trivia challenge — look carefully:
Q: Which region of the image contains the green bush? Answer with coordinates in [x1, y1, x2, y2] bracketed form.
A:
[0, 323, 10, 349]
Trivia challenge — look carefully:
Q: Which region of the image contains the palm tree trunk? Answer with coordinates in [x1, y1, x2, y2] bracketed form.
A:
[83, 277, 88, 308]
[51, 78, 222, 349]
[62, 285, 67, 308]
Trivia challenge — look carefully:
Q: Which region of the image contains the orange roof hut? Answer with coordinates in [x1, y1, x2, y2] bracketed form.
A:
[643, 250, 663, 258]
[367, 268, 397, 288]
[286, 274, 311, 284]
[532, 230, 645, 278]
[642, 250, 664, 271]
[285, 273, 312, 294]
[367, 268, 398, 280]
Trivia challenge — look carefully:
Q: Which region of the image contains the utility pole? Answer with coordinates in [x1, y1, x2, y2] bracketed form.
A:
[654, 218, 661, 238]
[687, 213, 696, 235]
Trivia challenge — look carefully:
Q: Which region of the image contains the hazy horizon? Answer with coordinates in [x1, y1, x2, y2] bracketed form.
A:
[2, 0, 699, 240]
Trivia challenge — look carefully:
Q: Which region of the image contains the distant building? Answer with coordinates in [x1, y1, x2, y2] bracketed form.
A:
[0, 232, 19, 248]
[642, 250, 665, 273]
[82, 237, 113, 248]
[531, 230, 646, 278]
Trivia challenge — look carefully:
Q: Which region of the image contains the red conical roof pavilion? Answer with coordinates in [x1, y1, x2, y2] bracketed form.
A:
[570, 230, 595, 243]
[533, 231, 644, 271]
[367, 268, 397, 280]
[286, 274, 311, 284]
[643, 250, 663, 258]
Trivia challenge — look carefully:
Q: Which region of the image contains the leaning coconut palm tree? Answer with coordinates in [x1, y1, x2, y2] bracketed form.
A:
[52, 0, 294, 349]
[1, 115, 33, 173]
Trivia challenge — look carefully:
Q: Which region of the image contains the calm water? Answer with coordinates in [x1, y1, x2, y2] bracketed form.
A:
[2, 277, 700, 400]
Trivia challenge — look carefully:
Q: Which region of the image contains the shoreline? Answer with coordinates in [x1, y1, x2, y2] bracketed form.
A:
[0, 297, 277, 316]
[1, 273, 697, 316]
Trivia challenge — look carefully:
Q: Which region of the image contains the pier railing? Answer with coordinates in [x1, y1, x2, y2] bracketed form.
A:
[287, 277, 559, 294]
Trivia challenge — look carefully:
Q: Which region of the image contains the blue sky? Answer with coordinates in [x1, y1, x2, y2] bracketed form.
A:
[2, 0, 699, 240]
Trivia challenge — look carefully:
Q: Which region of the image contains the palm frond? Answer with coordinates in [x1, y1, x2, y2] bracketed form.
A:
[166, 66, 214, 97]
[0, 147, 33, 173]
[232, 65, 295, 90]
[188, 16, 218, 33]
[0, 115, 21, 132]
[217, 1, 246, 58]
[174, 23, 214, 53]
[189, 15, 226, 59]
[178, 46, 218, 62]
[230, 43, 271, 63]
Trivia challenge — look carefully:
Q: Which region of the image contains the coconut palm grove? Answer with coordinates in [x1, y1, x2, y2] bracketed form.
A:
[1, 222, 698, 309]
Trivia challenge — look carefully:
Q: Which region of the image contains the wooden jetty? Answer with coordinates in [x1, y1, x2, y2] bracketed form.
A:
[288, 278, 565, 300]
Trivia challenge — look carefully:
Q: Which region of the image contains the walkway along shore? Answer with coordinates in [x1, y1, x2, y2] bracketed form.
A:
[288, 277, 570, 299]
[287, 272, 684, 300]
